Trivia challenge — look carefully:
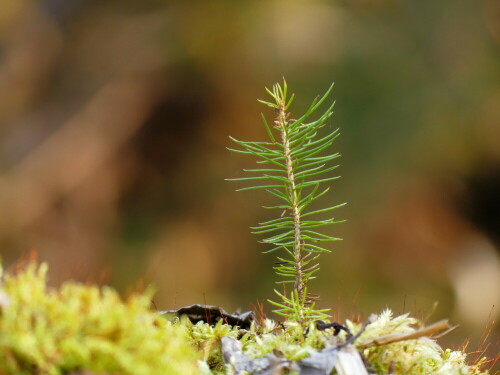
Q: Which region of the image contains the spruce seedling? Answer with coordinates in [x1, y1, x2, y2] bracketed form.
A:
[227, 80, 345, 324]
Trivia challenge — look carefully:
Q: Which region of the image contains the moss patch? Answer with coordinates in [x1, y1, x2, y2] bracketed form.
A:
[0, 262, 198, 375]
[0, 262, 491, 374]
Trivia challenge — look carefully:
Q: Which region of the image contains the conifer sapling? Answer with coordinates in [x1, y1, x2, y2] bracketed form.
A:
[227, 80, 345, 324]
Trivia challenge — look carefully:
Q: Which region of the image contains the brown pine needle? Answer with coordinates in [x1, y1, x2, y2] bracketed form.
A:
[358, 319, 455, 349]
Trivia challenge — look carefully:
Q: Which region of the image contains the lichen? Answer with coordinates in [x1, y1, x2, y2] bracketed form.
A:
[345, 309, 488, 375]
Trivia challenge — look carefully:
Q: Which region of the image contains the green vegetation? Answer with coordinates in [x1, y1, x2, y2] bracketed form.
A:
[0, 262, 197, 375]
[223, 81, 491, 374]
[0, 83, 491, 375]
[227, 80, 344, 324]
[183, 318, 241, 373]
[0, 250, 489, 373]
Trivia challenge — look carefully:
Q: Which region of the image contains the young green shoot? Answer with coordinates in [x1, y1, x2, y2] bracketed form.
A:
[227, 80, 345, 324]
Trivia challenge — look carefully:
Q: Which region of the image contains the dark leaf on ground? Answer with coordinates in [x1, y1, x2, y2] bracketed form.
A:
[160, 304, 255, 329]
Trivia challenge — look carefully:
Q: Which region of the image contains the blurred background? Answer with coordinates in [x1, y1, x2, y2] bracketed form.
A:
[0, 0, 498, 364]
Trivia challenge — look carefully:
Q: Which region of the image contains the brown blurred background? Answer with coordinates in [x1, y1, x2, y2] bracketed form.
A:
[0, 0, 499, 363]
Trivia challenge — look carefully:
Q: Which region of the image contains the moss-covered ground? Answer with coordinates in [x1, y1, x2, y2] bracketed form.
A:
[0, 262, 491, 374]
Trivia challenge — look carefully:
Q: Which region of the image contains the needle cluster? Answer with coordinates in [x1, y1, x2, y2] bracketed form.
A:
[227, 80, 345, 323]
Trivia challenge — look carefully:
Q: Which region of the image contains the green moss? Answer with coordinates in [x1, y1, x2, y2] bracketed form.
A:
[190, 311, 489, 374]
[240, 319, 334, 361]
[0, 263, 489, 375]
[182, 318, 241, 373]
[0, 262, 198, 375]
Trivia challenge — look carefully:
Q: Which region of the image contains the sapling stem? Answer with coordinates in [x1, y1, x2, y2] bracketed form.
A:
[275, 95, 305, 321]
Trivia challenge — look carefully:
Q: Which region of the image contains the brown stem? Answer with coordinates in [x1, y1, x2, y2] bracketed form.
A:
[275, 99, 305, 321]
[357, 320, 454, 349]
